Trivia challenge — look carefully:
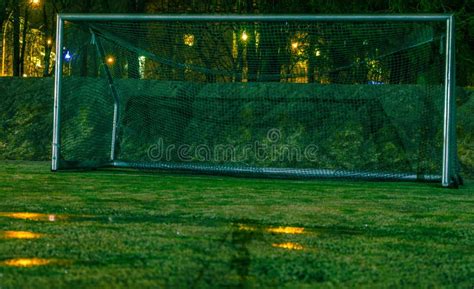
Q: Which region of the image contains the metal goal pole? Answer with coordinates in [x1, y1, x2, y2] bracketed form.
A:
[51, 15, 64, 171]
[442, 15, 456, 187]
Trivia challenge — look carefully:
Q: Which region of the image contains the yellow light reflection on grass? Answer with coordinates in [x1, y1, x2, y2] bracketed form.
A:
[239, 224, 305, 234]
[0, 212, 61, 222]
[272, 242, 304, 250]
[238, 224, 257, 231]
[3, 258, 52, 267]
[2, 231, 43, 239]
[266, 226, 305, 234]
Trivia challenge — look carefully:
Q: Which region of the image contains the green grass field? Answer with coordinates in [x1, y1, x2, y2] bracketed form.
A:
[0, 161, 472, 288]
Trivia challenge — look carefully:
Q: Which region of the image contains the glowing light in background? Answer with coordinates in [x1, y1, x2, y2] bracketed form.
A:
[106, 56, 115, 65]
[47, 38, 52, 45]
[255, 31, 260, 48]
[3, 258, 52, 267]
[272, 242, 304, 250]
[138, 56, 146, 78]
[64, 51, 71, 62]
[183, 34, 195, 46]
[266, 226, 305, 234]
[0, 212, 61, 222]
[2, 231, 43, 239]
[241, 31, 248, 41]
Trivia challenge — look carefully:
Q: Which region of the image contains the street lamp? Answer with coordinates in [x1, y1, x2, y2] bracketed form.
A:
[106, 56, 115, 65]
[241, 31, 248, 42]
[183, 34, 194, 47]
[30, 0, 40, 7]
[64, 51, 71, 61]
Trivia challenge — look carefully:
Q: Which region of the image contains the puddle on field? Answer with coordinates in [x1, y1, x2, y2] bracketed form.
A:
[216, 220, 368, 286]
[0, 212, 65, 222]
[272, 242, 304, 250]
[213, 222, 308, 288]
[238, 224, 305, 235]
[1, 230, 44, 239]
[0, 211, 363, 238]
[0, 210, 363, 287]
[0, 212, 363, 236]
[0, 210, 363, 286]
[236, 223, 306, 250]
[2, 258, 54, 267]
[267, 226, 305, 234]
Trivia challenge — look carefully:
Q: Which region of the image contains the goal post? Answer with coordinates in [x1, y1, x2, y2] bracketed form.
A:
[51, 14, 460, 187]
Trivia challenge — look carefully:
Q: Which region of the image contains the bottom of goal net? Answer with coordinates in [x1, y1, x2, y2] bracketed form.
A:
[108, 161, 441, 183]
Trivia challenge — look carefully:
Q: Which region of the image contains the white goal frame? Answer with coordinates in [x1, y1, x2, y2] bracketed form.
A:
[51, 14, 458, 187]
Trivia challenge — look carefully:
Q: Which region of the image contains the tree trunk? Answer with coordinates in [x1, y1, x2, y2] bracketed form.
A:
[0, 0, 9, 28]
[78, 0, 91, 76]
[257, 30, 281, 82]
[307, 40, 315, 83]
[19, 5, 27, 76]
[42, 3, 51, 76]
[12, 0, 19, 76]
[126, 0, 144, 79]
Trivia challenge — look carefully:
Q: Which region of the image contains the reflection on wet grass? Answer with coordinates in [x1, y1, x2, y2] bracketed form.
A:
[266, 226, 305, 234]
[0, 211, 359, 237]
[237, 224, 257, 232]
[0, 162, 472, 288]
[0, 212, 62, 222]
[238, 224, 305, 235]
[272, 242, 304, 250]
[2, 258, 52, 267]
[222, 221, 307, 288]
[236, 223, 305, 251]
[1, 230, 44, 239]
[228, 223, 263, 289]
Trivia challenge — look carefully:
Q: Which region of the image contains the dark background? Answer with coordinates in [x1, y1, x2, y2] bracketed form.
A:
[0, 0, 472, 85]
[0, 0, 472, 177]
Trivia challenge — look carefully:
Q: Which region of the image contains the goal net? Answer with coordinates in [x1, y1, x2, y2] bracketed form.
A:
[52, 15, 460, 186]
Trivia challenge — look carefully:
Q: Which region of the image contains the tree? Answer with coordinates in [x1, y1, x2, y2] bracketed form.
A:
[18, 2, 27, 76]
[126, 0, 145, 78]
[0, 0, 9, 28]
[41, 1, 52, 76]
[12, 0, 19, 76]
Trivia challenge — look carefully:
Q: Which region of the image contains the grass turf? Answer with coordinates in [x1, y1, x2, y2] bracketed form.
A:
[0, 161, 472, 288]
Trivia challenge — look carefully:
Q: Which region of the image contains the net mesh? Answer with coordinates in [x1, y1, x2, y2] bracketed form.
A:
[57, 18, 450, 181]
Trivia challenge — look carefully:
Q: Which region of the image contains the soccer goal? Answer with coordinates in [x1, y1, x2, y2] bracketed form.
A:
[52, 14, 461, 187]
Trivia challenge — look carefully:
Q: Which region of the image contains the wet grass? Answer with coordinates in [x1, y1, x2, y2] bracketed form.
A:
[0, 161, 473, 289]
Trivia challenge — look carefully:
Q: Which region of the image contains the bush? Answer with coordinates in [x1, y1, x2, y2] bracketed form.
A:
[0, 77, 472, 178]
